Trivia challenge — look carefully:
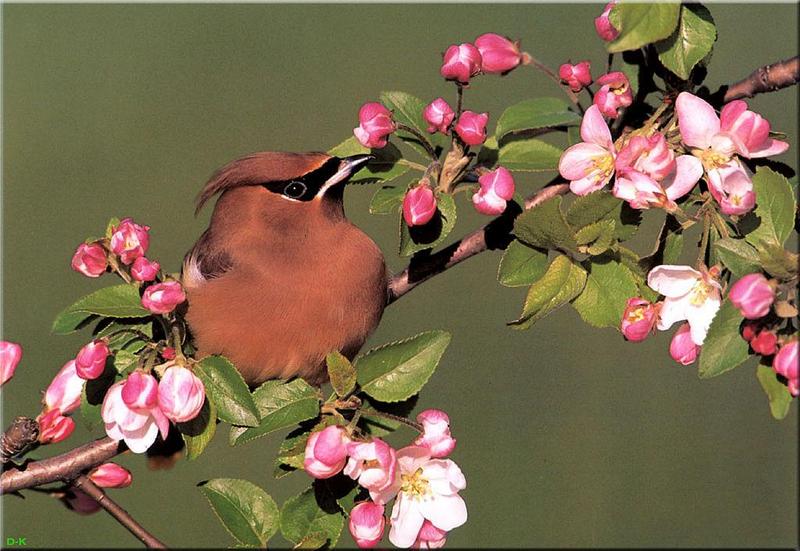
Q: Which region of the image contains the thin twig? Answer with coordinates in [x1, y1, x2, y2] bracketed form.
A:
[720, 56, 799, 102]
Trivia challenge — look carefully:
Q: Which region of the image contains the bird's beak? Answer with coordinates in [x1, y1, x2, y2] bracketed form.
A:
[318, 154, 374, 197]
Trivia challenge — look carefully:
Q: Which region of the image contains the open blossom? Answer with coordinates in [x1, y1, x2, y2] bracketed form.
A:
[454, 111, 488, 146]
[75, 340, 110, 380]
[0, 341, 22, 386]
[440, 43, 482, 83]
[122, 371, 159, 410]
[594, 71, 633, 119]
[388, 446, 467, 548]
[472, 167, 515, 215]
[102, 380, 169, 454]
[729, 273, 775, 319]
[37, 408, 76, 444]
[89, 463, 132, 489]
[71, 243, 107, 278]
[414, 409, 456, 458]
[142, 281, 186, 314]
[423, 98, 455, 134]
[474, 33, 523, 74]
[669, 323, 700, 365]
[354, 102, 396, 149]
[131, 256, 160, 282]
[558, 105, 616, 195]
[304, 425, 350, 479]
[559, 61, 592, 92]
[403, 184, 438, 227]
[413, 520, 448, 549]
[345, 438, 399, 504]
[158, 365, 205, 423]
[595, 1, 620, 41]
[44, 360, 84, 414]
[349, 501, 386, 548]
[647, 265, 721, 346]
[110, 218, 150, 265]
[620, 298, 658, 342]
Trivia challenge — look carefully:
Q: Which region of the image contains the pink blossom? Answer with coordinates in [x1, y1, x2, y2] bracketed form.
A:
[454, 111, 488, 146]
[130, 256, 160, 282]
[751, 330, 778, 356]
[110, 218, 150, 265]
[616, 134, 676, 181]
[440, 43, 482, 83]
[413, 520, 448, 549]
[102, 380, 169, 454]
[89, 463, 132, 488]
[719, 99, 790, 158]
[729, 273, 775, 319]
[414, 409, 456, 458]
[75, 340, 110, 380]
[423, 98, 455, 134]
[44, 360, 84, 414]
[0, 341, 22, 386]
[349, 501, 386, 548]
[304, 425, 350, 479]
[157, 365, 205, 423]
[472, 167, 515, 215]
[71, 243, 107, 278]
[706, 161, 756, 215]
[403, 185, 438, 227]
[669, 323, 700, 365]
[354, 102, 396, 149]
[594, 71, 633, 119]
[595, 1, 620, 41]
[474, 33, 522, 74]
[620, 298, 658, 342]
[773, 340, 798, 380]
[122, 371, 159, 410]
[559, 61, 592, 92]
[37, 409, 76, 444]
[558, 105, 616, 195]
[345, 438, 399, 504]
[788, 378, 799, 398]
[141, 281, 186, 315]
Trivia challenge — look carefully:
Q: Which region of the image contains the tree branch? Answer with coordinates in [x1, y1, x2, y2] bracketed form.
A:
[72, 474, 167, 549]
[719, 56, 799, 102]
[1, 417, 39, 463]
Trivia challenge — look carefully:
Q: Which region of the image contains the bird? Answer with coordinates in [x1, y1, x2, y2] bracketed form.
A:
[181, 152, 387, 386]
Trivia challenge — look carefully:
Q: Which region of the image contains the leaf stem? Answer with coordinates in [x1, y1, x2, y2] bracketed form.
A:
[697, 212, 712, 268]
[397, 159, 428, 172]
[395, 123, 438, 162]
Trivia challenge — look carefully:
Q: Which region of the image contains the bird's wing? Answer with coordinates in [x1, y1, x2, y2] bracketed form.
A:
[181, 229, 233, 289]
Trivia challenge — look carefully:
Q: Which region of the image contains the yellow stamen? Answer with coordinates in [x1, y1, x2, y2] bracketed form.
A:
[689, 280, 713, 306]
[585, 153, 614, 184]
[400, 468, 430, 498]
[627, 307, 645, 322]
[696, 148, 731, 171]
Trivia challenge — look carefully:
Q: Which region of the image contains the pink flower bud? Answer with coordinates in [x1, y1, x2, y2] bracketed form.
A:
[349, 501, 386, 548]
[751, 330, 778, 356]
[403, 185, 437, 227]
[455, 111, 489, 146]
[472, 166, 515, 215]
[161, 347, 176, 360]
[75, 340, 110, 380]
[670, 323, 699, 365]
[594, 71, 633, 119]
[741, 321, 759, 342]
[109, 218, 150, 265]
[440, 43, 482, 83]
[122, 371, 159, 410]
[595, 1, 620, 42]
[64, 489, 102, 515]
[788, 378, 799, 398]
[414, 409, 456, 458]
[344, 439, 398, 502]
[621, 298, 658, 342]
[615, 133, 675, 181]
[304, 425, 351, 479]
[729, 273, 775, 320]
[71, 243, 107, 278]
[37, 409, 75, 444]
[559, 61, 592, 92]
[130, 256, 160, 282]
[141, 281, 186, 315]
[773, 340, 798, 380]
[102, 380, 169, 454]
[157, 365, 205, 423]
[354, 102, 395, 149]
[474, 33, 522, 75]
[0, 341, 22, 386]
[423, 98, 455, 134]
[44, 360, 84, 414]
[413, 520, 448, 549]
[89, 462, 132, 489]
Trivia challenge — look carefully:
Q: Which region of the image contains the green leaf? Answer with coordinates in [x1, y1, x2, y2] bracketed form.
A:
[274, 426, 313, 479]
[326, 351, 356, 397]
[575, 218, 616, 256]
[199, 478, 279, 547]
[321, 476, 365, 515]
[715, 238, 760, 278]
[497, 138, 562, 172]
[698, 300, 752, 379]
[607, 2, 682, 53]
[565, 191, 622, 227]
[328, 137, 409, 184]
[194, 356, 260, 427]
[95, 319, 152, 352]
[359, 395, 418, 437]
[476, 135, 499, 166]
[744, 167, 796, 247]
[280, 487, 344, 547]
[111, 349, 138, 375]
[229, 379, 319, 446]
[104, 217, 121, 239]
[398, 192, 457, 257]
[756, 364, 793, 420]
[656, 4, 717, 80]
[495, 98, 580, 140]
[572, 256, 638, 328]
[52, 284, 150, 334]
[179, 399, 217, 460]
[756, 240, 798, 279]
[294, 532, 329, 549]
[369, 184, 407, 215]
[355, 331, 451, 402]
[380, 90, 438, 157]
[497, 240, 549, 287]
[514, 196, 578, 252]
[509, 255, 587, 330]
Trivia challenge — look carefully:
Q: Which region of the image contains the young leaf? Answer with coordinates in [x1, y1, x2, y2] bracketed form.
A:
[575, 218, 616, 256]
[369, 184, 407, 215]
[656, 4, 717, 80]
[179, 399, 217, 460]
[495, 98, 580, 140]
[497, 138, 562, 172]
[744, 167, 796, 248]
[514, 196, 578, 253]
[355, 331, 452, 403]
[326, 351, 356, 397]
[509, 255, 587, 330]
[756, 365, 793, 420]
[328, 138, 409, 184]
[194, 356, 260, 427]
[607, 2, 682, 53]
[698, 300, 752, 379]
[497, 240, 549, 288]
[714, 238, 760, 278]
[280, 487, 344, 547]
[572, 256, 638, 328]
[398, 193, 457, 257]
[52, 284, 150, 334]
[198, 478, 279, 547]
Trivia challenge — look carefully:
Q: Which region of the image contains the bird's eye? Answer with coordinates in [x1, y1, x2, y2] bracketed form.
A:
[283, 181, 307, 199]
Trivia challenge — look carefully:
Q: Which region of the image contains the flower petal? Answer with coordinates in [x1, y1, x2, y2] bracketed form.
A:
[580, 105, 613, 149]
[656, 296, 689, 332]
[647, 265, 701, 297]
[748, 138, 790, 158]
[389, 493, 426, 548]
[559, 143, 610, 180]
[123, 418, 159, 454]
[676, 92, 719, 149]
[664, 155, 703, 201]
[685, 292, 722, 345]
[419, 494, 468, 532]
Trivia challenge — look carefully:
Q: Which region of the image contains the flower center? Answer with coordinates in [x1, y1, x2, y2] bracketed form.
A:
[586, 153, 614, 182]
[400, 468, 430, 498]
[627, 307, 646, 322]
[697, 148, 730, 171]
[689, 280, 713, 306]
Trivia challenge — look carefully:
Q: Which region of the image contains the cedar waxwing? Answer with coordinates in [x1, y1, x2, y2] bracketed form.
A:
[182, 152, 387, 386]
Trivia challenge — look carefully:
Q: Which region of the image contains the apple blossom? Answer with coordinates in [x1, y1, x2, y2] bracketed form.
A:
[130, 256, 160, 282]
[474, 33, 522, 74]
[102, 380, 169, 454]
[89, 463, 132, 489]
[110, 218, 150, 265]
[593, 71, 633, 118]
[71, 242, 107, 278]
[472, 166, 515, 215]
[669, 323, 700, 365]
[440, 43, 482, 83]
[37, 408, 76, 444]
[403, 184, 438, 227]
[750, 329, 777, 356]
[454, 111, 488, 146]
[773, 340, 798, 381]
[595, 1, 619, 42]
[423, 98, 455, 134]
[414, 409, 456, 458]
[141, 281, 186, 315]
[558, 105, 616, 195]
[75, 340, 110, 380]
[157, 365, 205, 423]
[620, 298, 658, 342]
[413, 520, 448, 549]
[122, 371, 159, 410]
[304, 425, 350, 479]
[354, 102, 396, 149]
[44, 360, 84, 415]
[729, 273, 775, 319]
[559, 61, 592, 92]
[349, 501, 386, 548]
[0, 341, 22, 386]
[345, 438, 399, 503]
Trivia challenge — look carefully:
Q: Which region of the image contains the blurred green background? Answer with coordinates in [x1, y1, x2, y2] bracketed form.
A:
[2, 3, 798, 548]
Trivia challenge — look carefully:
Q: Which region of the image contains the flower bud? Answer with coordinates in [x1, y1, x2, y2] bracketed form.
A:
[130, 256, 160, 282]
[414, 409, 456, 458]
[669, 323, 699, 365]
[304, 425, 351, 479]
[615, 133, 675, 181]
[37, 409, 75, 444]
[750, 329, 778, 356]
[472, 166, 515, 215]
[141, 281, 186, 315]
[559, 61, 592, 92]
[454, 111, 489, 146]
[89, 462, 132, 489]
[741, 321, 759, 342]
[161, 347, 176, 360]
[403, 184, 438, 227]
[354, 102, 395, 149]
[44, 361, 84, 414]
[474, 33, 522, 74]
[729, 273, 775, 320]
[620, 298, 658, 342]
[64, 489, 102, 515]
[109, 218, 150, 265]
[423, 98, 455, 134]
[413, 520, 448, 549]
[0, 341, 22, 386]
[594, 71, 633, 119]
[440, 43, 482, 83]
[122, 371, 159, 410]
[349, 501, 386, 548]
[773, 340, 798, 380]
[788, 378, 799, 398]
[595, 1, 620, 42]
[75, 340, 110, 380]
[157, 365, 205, 423]
[71, 243, 107, 278]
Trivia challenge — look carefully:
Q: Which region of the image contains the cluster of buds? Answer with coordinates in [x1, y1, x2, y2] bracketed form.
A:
[441, 33, 528, 83]
[303, 409, 465, 548]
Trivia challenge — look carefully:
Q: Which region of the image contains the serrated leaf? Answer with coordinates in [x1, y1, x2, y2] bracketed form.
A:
[230, 379, 319, 446]
[495, 98, 580, 140]
[744, 167, 796, 247]
[514, 196, 578, 252]
[714, 238, 760, 278]
[572, 256, 638, 328]
[274, 426, 314, 479]
[95, 319, 152, 352]
[369, 184, 407, 215]
[497, 138, 562, 172]
[756, 364, 793, 420]
[294, 532, 328, 550]
[607, 2, 681, 53]
[326, 351, 356, 397]
[328, 138, 409, 184]
[199, 478, 279, 547]
[509, 255, 587, 330]
[656, 4, 716, 80]
[179, 399, 217, 460]
[399, 193, 457, 257]
[616, 244, 659, 303]
[355, 331, 451, 403]
[280, 487, 344, 547]
[565, 191, 623, 228]
[52, 284, 150, 334]
[359, 395, 418, 437]
[698, 300, 752, 379]
[194, 356, 260, 427]
[497, 240, 549, 287]
[380, 90, 439, 157]
[575, 218, 616, 256]
[757, 240, 799, 279]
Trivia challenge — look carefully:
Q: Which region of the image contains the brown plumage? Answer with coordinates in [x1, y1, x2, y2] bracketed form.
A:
[182, 152, 386, 386]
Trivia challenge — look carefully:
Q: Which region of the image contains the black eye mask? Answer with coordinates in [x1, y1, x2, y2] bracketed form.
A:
[260, 157, 342, 201]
